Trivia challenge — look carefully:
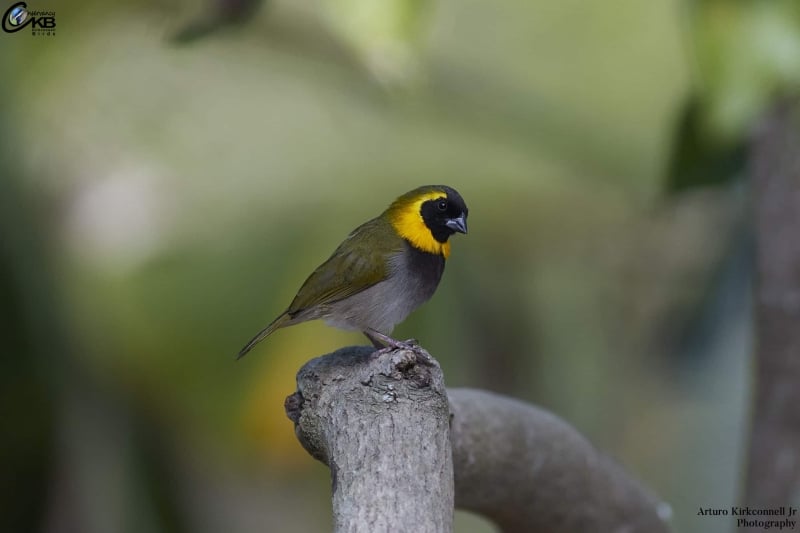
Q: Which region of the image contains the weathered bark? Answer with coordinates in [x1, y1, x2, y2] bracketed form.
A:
[743, 99, 800, 513]
[450, 389, 670, 533]
[286, 346, 671, 533]
[285, 346, 454, 533]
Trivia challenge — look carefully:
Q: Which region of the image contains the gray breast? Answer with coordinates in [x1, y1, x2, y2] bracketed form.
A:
[324, 241, 446, 334]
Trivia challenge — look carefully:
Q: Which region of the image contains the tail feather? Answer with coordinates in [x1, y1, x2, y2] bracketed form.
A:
[237, 312, 291, 360]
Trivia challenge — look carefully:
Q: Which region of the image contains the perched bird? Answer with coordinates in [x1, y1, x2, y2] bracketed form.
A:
[237, 185, 468, 359]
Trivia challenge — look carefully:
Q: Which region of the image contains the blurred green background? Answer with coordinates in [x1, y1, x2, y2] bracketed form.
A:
[2, 0, 799, 532]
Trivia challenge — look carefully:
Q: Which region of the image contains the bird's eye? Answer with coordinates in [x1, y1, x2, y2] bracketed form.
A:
[437, 200, 448, 211]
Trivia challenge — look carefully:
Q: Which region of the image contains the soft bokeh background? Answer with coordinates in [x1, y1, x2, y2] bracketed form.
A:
[2, 0, 799, 532]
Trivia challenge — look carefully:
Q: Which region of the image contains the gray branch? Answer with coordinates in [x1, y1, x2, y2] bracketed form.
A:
[285, 346, 671, 533]
[285, 346, 454, 533]
[450, 388, 670, 532]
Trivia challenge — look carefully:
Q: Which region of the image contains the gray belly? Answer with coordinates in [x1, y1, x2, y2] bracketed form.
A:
[324, 242, 445, 334]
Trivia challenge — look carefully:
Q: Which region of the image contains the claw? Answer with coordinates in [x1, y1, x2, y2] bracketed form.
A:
[408, 345, 435, 366]
[364, 330, 434, 366]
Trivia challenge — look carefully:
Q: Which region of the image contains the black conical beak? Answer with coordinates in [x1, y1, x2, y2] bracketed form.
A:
[445, 214, 468, 234]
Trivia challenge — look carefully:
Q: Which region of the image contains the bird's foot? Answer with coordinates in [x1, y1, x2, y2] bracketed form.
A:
[364, 330, 434, 366]
[381, 340, 434, 367]
[394, 337, 419, 348]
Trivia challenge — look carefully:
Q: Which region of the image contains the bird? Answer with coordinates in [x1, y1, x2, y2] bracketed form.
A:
[237, 185, 468, 359]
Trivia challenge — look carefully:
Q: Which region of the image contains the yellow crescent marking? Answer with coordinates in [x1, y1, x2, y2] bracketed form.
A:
[387, 191, 451, 258]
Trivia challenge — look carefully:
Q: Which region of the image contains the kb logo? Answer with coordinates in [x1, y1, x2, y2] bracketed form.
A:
[2, 2, 56, 34]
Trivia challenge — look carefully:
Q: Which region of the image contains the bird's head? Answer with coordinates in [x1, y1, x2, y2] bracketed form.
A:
[386, 185, 468, 258]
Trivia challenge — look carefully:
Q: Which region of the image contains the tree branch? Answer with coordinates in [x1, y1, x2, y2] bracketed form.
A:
[285, 346, 453, 533]
[286, 346, 671, 533]
[744, 98, 800, 511]
[450, 388, 670, 532]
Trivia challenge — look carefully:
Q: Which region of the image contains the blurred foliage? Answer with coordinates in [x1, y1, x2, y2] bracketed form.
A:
[0, 115, 56, 533]
[690, 0, 800, 142]
[667, 0, 800, 190]
[322, 0, 432, 85]
[170, 0, 265, 44]
[1, 0, 788, 531]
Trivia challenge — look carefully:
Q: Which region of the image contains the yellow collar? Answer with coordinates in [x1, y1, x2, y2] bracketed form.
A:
[386, 191, 451, 258]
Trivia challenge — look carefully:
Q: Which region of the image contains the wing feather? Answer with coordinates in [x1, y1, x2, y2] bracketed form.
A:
[286, 218, 400, 316]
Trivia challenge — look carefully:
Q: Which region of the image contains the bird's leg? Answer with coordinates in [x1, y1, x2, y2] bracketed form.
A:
[363, 329, 433, 365]
[363, 330, 387, 349]
[363, 329, 416, 349]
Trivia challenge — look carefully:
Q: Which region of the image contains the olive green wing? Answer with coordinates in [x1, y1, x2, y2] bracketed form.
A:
[286, 218, 401, 317]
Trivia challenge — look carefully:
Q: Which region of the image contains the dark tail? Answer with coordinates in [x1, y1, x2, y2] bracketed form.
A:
[237, 312, 290, 360]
